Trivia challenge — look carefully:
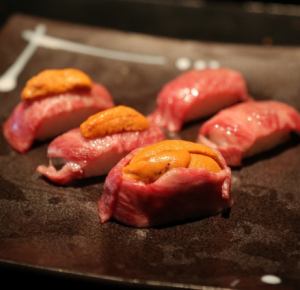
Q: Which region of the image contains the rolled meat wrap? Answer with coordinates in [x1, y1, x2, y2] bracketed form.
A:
[99, 140, 232, 227]
[3, 68, 114, 153]
[37, 106, 165, 185]
[150, 68, 249, 132]
[198, 100, 300, 166]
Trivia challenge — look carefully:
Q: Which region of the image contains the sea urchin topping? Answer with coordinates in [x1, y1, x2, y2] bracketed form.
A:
[21, 68, 92, 100]
[123, 140, 222, 183]
[80, 105, 149, 139]
[124, 149, 191, 183]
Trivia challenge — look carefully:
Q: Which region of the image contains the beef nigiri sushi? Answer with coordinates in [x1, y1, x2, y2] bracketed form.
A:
[37, 106, 165, 185]
[198, 100, 300, 166]
[150, 68, 249, 132]
[99, 140, 232, 227]
[3, 68, 114, 153]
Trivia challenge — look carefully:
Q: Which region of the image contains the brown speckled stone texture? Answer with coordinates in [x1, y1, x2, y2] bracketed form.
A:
[0, 14, 299, 290]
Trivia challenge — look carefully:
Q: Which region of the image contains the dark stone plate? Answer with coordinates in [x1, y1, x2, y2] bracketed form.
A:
[0, 14, 299, 290]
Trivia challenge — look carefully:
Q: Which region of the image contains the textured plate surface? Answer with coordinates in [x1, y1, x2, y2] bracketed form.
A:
[0, 14, 299, 290]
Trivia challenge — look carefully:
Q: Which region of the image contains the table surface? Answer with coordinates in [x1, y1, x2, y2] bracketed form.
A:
[0, 14, 299, 290]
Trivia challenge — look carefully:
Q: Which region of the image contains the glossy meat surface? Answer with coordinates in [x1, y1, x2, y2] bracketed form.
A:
[37, 125, 165, 185]
[150, 68, 249, 132]
[198, 101, 300, 166]
[99, 147, 232, 227]
[3, 84, 113, 153]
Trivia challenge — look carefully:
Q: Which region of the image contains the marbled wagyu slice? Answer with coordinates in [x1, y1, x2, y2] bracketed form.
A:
[99, 140, 232, 227]
[198, 100, 300, 166]
[3, 68, 114, 153]
[150, 68, 249, 132]
[37, 106, 165, 185]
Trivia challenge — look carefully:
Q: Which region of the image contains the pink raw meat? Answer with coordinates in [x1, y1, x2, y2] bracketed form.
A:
[3, 84, 114, 153]
[150, 68, 249, 132]
[198, 100, 300, 166]
[99, 148, 232, 227]
[37, 125, 165, 185]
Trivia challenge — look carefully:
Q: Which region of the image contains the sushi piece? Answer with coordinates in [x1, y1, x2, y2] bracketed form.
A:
[3, 68, 114, 153]
[99, 140, 232, 227]
[37, 106, 165, 185]
[198, 100, 300, 166]
[150, 68, 249, 132]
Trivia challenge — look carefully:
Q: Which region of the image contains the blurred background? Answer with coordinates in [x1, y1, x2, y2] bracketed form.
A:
[0, 0, 300, 45]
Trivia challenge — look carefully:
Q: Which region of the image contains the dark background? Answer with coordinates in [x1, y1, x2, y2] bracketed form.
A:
[0, 0, 300, 45]
[0, 1, 299, 289]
